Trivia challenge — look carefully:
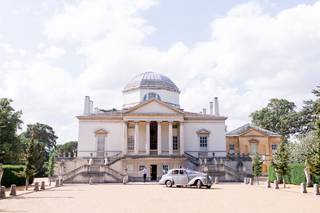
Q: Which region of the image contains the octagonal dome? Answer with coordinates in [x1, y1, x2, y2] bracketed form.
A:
[123, 72, 180, 93]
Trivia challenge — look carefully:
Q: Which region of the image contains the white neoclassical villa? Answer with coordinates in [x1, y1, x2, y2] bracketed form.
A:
[61, 72, 233, 182]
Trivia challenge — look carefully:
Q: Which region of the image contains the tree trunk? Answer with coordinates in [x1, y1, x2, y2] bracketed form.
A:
[276, 173, 280, 182]
[25, 178, 29, 191]
[283, 176, 286, 188]
[304, 167, 312, 187]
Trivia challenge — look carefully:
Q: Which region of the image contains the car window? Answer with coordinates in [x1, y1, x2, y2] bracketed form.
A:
[179, 170, 184, 175]
[172, 170, 179, 175]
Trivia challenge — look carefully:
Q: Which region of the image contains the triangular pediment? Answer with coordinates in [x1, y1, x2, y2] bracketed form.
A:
[124, 99, 183, 115]
[240, 128, 267, 137]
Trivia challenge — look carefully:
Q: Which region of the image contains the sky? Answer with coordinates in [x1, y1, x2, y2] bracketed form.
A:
[0, 0, 320, 143]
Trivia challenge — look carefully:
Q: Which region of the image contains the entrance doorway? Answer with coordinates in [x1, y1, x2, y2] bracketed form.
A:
[150, 164, 157, 181]
[150, 121, 158, 150]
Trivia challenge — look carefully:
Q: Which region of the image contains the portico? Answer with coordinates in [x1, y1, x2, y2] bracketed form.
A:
[122, 119, 184, 156]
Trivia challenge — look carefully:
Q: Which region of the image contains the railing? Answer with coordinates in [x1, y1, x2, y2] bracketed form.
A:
[62, 164, 89, 181]
[184, 151, 227, 159]
[77, 151, 122, 158]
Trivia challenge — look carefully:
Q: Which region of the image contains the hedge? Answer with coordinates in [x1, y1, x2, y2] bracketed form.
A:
[1, 165, 34, 187]
[268, 163, 320, 185]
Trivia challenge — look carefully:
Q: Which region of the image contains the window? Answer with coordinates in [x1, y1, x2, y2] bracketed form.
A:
[139, 165, 145, 171]
[173, 136, 178, 150]
[172, 169, 179, 175]
[179, 169, 186, 175]
[271, 144, 277, 154]
[162, 165, 169, 173]
[127, 135, 134, 151]
[250, 143, 258, 155]
[97, 135, 105, 157]
[200, 136, 208, 149]
[229, 144, 235, 154]
[143, 92, 161, 101]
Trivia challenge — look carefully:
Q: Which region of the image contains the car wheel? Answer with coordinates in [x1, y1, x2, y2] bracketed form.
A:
[165, 180, 173, 187]
[196, 180, 202, 189]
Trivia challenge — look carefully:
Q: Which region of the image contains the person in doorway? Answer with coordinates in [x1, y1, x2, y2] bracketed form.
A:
[142, 166, 147, 183]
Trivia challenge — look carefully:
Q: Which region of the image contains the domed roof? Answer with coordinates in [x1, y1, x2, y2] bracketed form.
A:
[123, 72, 180, 93]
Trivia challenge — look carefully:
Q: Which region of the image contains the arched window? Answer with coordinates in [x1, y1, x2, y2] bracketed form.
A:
[143, 92, 161, 101]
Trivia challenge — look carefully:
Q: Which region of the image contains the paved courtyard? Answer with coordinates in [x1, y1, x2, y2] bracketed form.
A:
[1, 183, 319, 213]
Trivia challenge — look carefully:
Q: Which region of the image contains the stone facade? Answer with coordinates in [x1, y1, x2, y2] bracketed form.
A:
[226, 124, 281, 174]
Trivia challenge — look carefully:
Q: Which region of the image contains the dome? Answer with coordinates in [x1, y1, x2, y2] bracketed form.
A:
[123, 72, 180, 93]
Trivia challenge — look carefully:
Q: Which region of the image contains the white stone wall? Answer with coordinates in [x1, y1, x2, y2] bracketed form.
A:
[184, 120, 226, 155]
[78, 120, 124, 157]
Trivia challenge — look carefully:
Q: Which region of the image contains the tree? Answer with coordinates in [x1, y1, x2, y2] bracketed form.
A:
[24, 123, 58, 153]
[19, 129, 37, 190]
[56, 141, 78, 158]
[293, 100, 318, 135]
[252, 153, 263, 184]
[271, 137, 290, 188]
[47, 151, 57, 177]
[288, 133, 315, 186]
[0, 98, 23, 163]
[22, 123, 58, 176]
[250, 98, 297, 137]
[308, 120, 320, 180]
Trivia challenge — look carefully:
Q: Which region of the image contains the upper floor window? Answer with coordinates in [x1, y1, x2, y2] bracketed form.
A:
[128, 135, 134, 151]
[200, 136, 208, 150]
[271, 144, 277, 154]
[143, 92, 161, 101]
[173, 136, 178, 150]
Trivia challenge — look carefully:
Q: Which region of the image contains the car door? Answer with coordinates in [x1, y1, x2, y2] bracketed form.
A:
[178, 169, 189, 185]
[171, 169, 179, 184]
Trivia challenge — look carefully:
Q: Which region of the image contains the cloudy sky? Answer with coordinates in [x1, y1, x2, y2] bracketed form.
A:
[1, 0, 320, 143]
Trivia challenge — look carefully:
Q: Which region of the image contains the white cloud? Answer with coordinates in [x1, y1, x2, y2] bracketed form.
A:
[1, 0, 320, 142]
[40, 46, 66, 59]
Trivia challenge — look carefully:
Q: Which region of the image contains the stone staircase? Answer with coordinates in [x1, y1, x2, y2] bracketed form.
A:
[184, 152, 251, 182]
[61, 154, 125, 183]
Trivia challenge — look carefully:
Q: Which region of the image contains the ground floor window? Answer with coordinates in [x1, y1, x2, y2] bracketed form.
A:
[271, 144, 277, 154]
[250, 143, 258, 155]
[200, 136, 208, 149]
[139, 165, 145, 171]
[173, 136, 178, 150]
[229, 144, 235, 154]
[128, 135, 134, 151]
[162, 165, 169, 173]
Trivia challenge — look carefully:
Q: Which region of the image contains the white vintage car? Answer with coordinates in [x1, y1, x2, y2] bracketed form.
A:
[159, 168, 212, 188]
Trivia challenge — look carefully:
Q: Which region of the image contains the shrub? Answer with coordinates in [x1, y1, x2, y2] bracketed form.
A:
[1, 165, 34, 187]
[289, 164, 306, 185]
[268, 163, 320, 185]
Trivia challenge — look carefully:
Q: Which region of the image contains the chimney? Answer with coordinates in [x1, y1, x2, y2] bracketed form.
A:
[89, 100, 93, 114]
[209, 101, 213, 115]
[84, 96, 90, 115]
[214, 97, 220, 116]
[203, 108, 207, 115]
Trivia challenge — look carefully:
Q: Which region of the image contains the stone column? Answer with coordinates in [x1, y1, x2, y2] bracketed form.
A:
[168, 122, 173, 155]
[134, 122, 139, 155]
[145, 122, 150, 155]
[123, 121, 128, 155]
[157, 121, 162, 155]
[179, 122, 184, 155]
